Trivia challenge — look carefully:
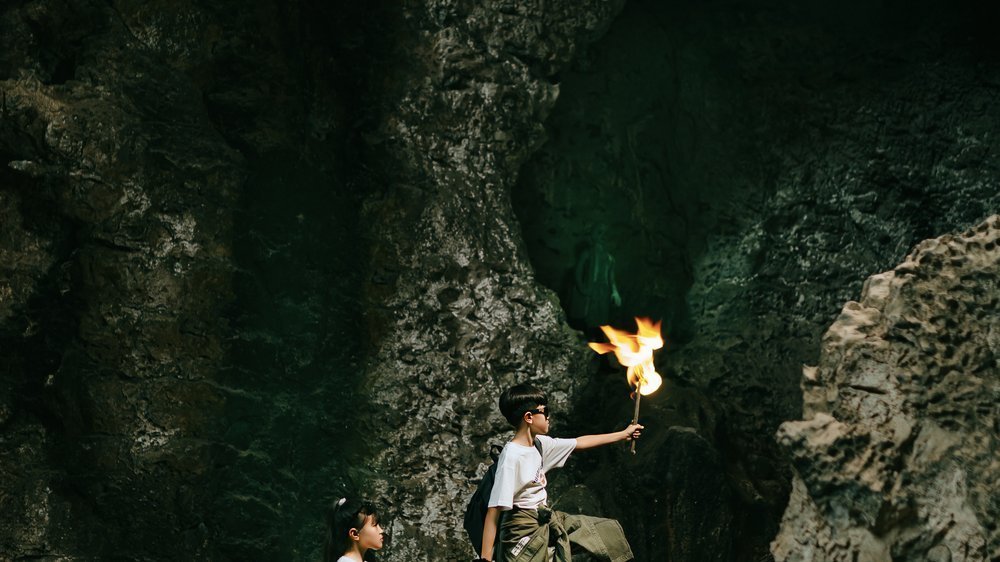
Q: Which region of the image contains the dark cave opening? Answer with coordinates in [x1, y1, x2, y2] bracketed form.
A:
[515, 0, 1000, 343]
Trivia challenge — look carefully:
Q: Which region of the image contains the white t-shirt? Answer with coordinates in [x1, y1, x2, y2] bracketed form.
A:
[487, 434, 577, 510]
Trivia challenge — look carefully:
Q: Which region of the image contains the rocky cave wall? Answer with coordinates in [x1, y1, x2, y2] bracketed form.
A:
[357, 2, 628, 560]
[0, 0, 628, 560]
[1, 0, 391, 559]
[2, 0, 999, 561]
[0, 1, 242, 557]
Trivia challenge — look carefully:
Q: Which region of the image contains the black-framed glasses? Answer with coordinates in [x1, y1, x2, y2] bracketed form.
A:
[527, 408, 551, 418]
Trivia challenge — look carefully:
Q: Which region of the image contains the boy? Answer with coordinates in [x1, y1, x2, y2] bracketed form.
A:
[477, 383, 643, 562]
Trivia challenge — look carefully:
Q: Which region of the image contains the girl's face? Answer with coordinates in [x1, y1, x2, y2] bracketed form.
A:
[353, 514, 384, 552]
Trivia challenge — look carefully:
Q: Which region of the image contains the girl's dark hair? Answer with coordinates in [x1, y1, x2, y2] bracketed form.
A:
[499, 383, 548, 427]
[324, 497, 380, 562]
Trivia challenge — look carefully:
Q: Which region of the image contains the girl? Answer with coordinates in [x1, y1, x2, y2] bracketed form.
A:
[324, 497, 385, 562]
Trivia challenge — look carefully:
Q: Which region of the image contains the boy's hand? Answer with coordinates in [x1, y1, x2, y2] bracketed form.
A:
[623, 423, 644, 441]
[576, 425, 646, 450]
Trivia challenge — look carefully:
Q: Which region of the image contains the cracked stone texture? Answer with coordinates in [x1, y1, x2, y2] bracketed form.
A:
[772, 215, 1000, 562]
[361, 1, 626, 560]
[0, 0, 378, 559]
[1, 0, 628, 560]
[1, 2, 241, 559]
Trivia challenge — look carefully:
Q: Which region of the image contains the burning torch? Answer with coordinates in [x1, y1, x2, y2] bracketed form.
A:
[588, 318, 664, 454]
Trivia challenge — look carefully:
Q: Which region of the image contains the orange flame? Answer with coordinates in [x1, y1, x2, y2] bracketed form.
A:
[588, 317, 663, 395]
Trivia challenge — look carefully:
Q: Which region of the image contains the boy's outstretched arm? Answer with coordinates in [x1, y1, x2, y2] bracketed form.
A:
[480, 506, 500, 560]
[575, 423, 644, 450]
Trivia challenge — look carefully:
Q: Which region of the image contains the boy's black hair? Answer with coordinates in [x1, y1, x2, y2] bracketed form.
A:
[499, 383, 548, 427]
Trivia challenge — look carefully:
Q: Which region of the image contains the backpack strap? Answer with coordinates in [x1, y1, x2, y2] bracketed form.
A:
[489, 443, 504, 462]
[533, 437, 543, 456]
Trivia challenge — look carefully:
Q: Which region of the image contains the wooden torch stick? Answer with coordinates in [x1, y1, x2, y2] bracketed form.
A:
[630, 382, 642, 454]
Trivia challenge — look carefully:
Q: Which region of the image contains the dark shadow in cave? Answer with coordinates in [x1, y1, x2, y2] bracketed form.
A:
[0, 156, 78, 430]
[218, 149, 370, 558]
[196, 1, 402, 558]
[0, 149, 113, 554]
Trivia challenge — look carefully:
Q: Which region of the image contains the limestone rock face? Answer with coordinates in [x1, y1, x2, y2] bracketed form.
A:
[0, 1, 363, 558]
[1, 2, 241, 558]
[361, 2, 624, 560]
[772, 216, 1000, 562]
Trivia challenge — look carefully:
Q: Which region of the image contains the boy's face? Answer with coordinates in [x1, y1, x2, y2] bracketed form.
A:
[525, 404, 551, 434]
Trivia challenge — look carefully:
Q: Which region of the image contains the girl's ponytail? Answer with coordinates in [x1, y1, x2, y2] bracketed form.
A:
[324, 497, 380, 561]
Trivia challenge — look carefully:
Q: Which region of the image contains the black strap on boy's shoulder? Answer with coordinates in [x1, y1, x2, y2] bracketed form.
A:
[533, 437, 543, 456]
[489, 443, 503, 462]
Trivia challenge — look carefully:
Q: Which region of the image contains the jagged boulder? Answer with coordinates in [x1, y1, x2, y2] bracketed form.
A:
[772, 215, 1000, 561]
